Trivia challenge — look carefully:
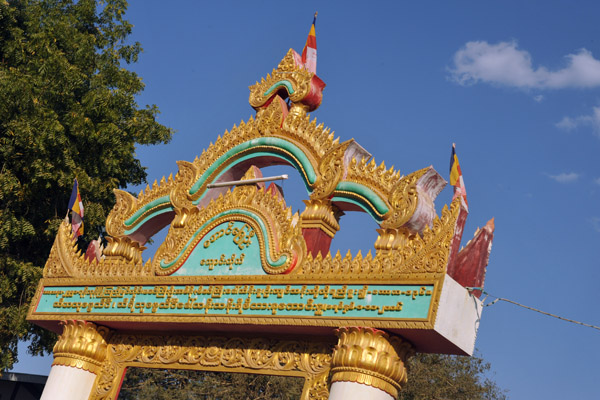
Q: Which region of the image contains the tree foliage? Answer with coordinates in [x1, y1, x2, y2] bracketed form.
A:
[118, 353, 506, 400]
[399, 353, 506, 400]
[0, 0, 172, 371]
[119, 369, 304, 400]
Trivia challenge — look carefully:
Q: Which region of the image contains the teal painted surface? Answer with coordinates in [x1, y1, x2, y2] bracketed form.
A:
[160, 213, 287, 273]
[124, 195, 171, 227]
[331, 196, 383, 222]
[191, 151, 312, 207]
[124, 207, 173, 235]
[335, 181, 390, 215]
[172, 221, 263, 276]
[264, 80, 295, 96]
[36, 284, 434, 319]
[189, 137, 317, 197]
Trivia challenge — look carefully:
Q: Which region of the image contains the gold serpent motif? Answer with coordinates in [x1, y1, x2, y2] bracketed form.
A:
[311, 141, 352, 201]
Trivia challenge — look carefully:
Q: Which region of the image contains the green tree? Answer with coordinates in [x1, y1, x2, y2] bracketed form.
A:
[117, 353, 506, 400]
[399, 353, 507, 400]
[119, 369, 304, 400]
[0, 0, 173, 371]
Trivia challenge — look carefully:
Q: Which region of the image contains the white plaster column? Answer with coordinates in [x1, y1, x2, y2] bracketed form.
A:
[40, 321, 111, 400]
[41, 365, 98, 400]
[328, 327, 414, 400]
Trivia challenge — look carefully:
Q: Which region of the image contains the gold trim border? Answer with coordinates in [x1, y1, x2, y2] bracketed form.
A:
[29, 275, 444, 331]
[90, 332, 334, 400]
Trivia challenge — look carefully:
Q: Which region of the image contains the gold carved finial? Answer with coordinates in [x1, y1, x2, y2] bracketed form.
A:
[52, 320, 112, 374]
[330, 327, 414, 399]
[249, 48, 325, 115]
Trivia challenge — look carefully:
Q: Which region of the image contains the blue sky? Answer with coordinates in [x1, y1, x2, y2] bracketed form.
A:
[14, 1, 600, 398]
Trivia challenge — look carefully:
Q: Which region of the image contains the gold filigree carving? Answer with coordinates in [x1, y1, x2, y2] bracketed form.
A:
[52, 320, 111, 375]
[345, 157, 402, 200]
[43, 219, 77, 278]
[102, 189, 147, 264]
[42, 220, 152, 278]
[153, 169, 306, 276]
[300, 199, 340, 238]
[374, 227, 413, 255]
[170, 160, 201, 228]
[256, 94, 287, 135]
[299, 199, 461, 277]
[90, 333, 333, 400]
[311, 141, 352, 201]
[249, 49, 316, 109]
[281, 111, 338, 160]
[105, 189, 137, 238]
[331, 327, 414, 399]
[380, 168, 428, 230]
[102, 236, 145, 265]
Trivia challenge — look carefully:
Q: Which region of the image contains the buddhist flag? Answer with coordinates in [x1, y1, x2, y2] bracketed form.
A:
[301, 12, 317, 73]
[68, 178, 84, 237]
[449, 143, 468, 211]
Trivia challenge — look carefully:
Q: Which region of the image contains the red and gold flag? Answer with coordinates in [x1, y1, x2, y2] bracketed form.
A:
[68, 178, 84, 237]
[301, 13, 317, 73]
[450, 143, 468, 211]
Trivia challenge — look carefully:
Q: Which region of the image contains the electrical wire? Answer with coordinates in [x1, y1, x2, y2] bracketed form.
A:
[466, 287, 600, 332]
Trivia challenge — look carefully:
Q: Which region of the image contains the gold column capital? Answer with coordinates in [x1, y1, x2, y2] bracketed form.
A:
[300, 199, 341, 238]
[52, 320, 111, 374]
[331, 327, 414, 399]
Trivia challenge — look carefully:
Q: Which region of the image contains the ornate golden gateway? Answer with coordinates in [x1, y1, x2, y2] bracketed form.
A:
[29, 43, 493, 400]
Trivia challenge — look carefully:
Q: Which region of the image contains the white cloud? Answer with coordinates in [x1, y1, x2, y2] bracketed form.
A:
[555, 106, 600, 135]
[533, 95, 544, 102]
[546, 172, 580, 183]
[449, 41, 600, 89]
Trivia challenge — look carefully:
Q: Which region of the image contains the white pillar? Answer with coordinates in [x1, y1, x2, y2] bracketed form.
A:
[328, 327, 414, 400]
[40, 321, 111, 400]
[329, 381, 393, 400]
[41, 365, 98, 400]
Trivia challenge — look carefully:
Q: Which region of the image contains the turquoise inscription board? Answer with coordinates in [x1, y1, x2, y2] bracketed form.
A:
[172, 221, 263, 276]
[35, 284, 434, 320]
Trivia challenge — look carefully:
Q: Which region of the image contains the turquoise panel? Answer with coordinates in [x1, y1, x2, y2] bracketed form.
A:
[159, 211, 287, 273]
[172, 221, 263, 276]
[35, 284, 434, 320]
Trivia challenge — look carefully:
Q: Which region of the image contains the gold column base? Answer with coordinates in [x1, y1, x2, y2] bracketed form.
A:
[52, 320, 111, 375]
[330, 327, 414, 399]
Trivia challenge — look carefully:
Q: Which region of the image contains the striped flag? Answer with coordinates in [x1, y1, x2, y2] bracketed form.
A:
[301, 12, 317, 73]
[68, 178, 84, 237]
[449, 143, 468, 211]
